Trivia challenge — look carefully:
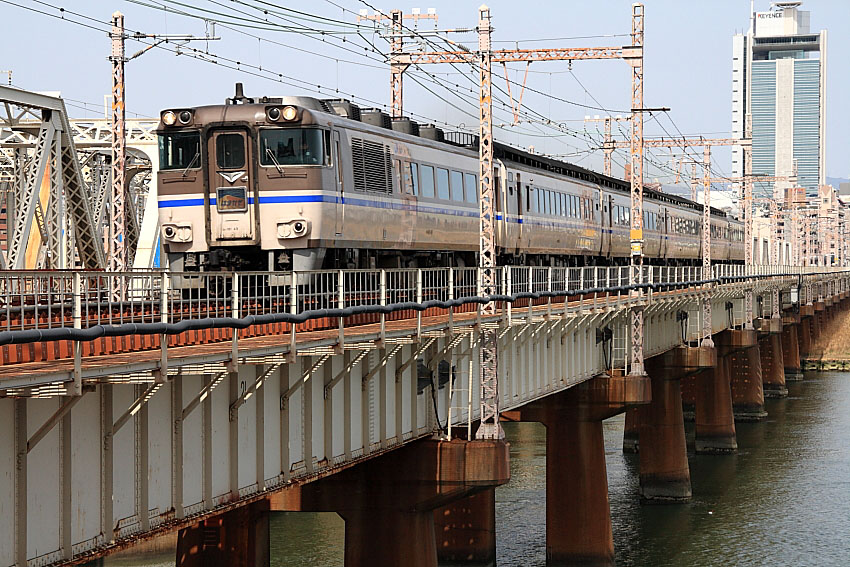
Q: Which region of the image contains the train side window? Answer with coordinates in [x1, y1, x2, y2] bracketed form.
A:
[420, 164, 435, 198]
[409, 163, 420, 196]
[555, 193, 561, 217]
[436, 168, 450, 200]
[393, 159, 401, 193]
[464, 173, 477, 203]
[216, 133, 245, 169]
[450, 170, 464, 202]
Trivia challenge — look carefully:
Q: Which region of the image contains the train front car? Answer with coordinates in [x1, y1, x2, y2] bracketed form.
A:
[157, 90, 336, 286]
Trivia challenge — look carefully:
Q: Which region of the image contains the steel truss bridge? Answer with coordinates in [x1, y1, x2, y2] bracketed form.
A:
[0, 85, 160, 272]
[0, 263, 846, 566]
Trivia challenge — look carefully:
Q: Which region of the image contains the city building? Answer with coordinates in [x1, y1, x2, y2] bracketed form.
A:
[731, 1, 826, 201]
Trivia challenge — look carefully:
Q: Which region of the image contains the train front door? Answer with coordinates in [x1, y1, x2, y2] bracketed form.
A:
[208, 129, 257, 242]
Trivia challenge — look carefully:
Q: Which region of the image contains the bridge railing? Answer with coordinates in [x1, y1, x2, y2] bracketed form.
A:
[0, 264, 843, 336]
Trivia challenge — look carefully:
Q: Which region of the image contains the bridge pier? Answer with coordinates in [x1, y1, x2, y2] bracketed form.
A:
[176, 500, 270, 567]
[690, 353, 737, 454]
[433, 488, 496, 566]
[781, 316, 804, 381]
[505, 372, 650, 565]
[760, 331, 788, 398]
[627, 347, 717, 503]
[269, 438, 509, 567]
[799, 308, 814, 359]
[729, 344, 767, 421]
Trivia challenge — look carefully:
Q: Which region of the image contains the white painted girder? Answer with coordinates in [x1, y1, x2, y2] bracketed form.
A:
[0, 273, 845, 567]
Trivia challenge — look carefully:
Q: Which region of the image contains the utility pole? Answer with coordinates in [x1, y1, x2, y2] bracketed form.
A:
[609, 136, 751, 342]
[108, 12, 217, 272]
[370, 3, 646, 391]
[701, 146, 712, 345]
[584, 115, 629, 177]
[365, 4, 645, 436]
[110, 12, 126, 273]
[357, 8, 439, 119]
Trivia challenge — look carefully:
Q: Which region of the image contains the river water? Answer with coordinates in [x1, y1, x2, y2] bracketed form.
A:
[102, 372, 850, 566]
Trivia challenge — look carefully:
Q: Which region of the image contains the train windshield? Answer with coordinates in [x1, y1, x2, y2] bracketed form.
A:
[158, 131, 201, 170]
[260, 128, 326, 166]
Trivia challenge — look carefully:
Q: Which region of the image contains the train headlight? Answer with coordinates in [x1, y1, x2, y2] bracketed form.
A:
[282, 105, 298, 121]
[267, 107, 281, 122]
[162, 223, 193, 243]
[178, 110, 192, 124]
[277, 219, 310, 239]
[162, 111, 177, 126]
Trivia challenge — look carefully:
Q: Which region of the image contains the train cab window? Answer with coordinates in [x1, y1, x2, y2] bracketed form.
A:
[259, 128, 325, 166]
[450, 170, 464, 202]
[464, 173, 477, 203]
[436, 168, 450, 200]
[420, 164, 435, 198]
[158, 131, 201, 170]
[409, 163, 420, 196]
[216, 133, 245, 169]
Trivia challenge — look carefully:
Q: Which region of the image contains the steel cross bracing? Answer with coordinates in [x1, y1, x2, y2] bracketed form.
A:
[0, 86, 105, 270]
[1, 117, 159, 270]
[373, 3, 648, 428]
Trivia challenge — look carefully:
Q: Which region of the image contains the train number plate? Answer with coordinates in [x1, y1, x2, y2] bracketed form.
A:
[216, 186, 248, 212]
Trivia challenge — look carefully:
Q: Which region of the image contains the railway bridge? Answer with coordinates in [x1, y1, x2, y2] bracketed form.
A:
[0, 263, 846, 567]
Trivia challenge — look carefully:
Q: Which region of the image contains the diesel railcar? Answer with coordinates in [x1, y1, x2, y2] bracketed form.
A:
[157, 85, 743, 283]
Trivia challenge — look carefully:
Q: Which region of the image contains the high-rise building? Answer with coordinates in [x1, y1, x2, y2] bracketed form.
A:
[731, 2, 826, 200]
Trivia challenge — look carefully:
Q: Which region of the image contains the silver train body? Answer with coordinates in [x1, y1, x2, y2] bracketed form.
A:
[157, 89, 743, 285]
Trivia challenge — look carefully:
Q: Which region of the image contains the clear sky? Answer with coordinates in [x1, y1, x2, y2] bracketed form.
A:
[3, 0, 847, 185]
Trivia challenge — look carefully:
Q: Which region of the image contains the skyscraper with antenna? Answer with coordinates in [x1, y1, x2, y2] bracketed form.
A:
[731, 1, 826, 201]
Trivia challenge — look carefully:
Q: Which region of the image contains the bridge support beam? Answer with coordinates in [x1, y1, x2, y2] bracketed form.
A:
[269, 438, 509, 567]
[433, 488, 496, 566]
[781, 318, 803, 381]
[505, 372, 650, 565]
[176, 500, 270, 567]
[760, 332, 788, 398]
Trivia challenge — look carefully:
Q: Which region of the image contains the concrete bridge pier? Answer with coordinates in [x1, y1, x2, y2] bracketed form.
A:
[176, 500, 271, 567]
[781, 316, 804, 381]
[758, 321, 788, 398]
[504, 372, 650, 565]
[632, 347, 712, 502]
[267, 438, 510, 567]
[689, 352, 737, 454]
[433, 488, 497, 566]
[813, 301, 826, 341]
[729, 344, 767, 421]
[799, 305, 814, 358]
